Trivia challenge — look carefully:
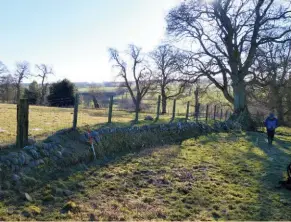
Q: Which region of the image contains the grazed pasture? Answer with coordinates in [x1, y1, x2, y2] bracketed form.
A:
[1, 131, 291, 220]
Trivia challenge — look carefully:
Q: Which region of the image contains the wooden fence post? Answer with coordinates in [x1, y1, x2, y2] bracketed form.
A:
[171, 99, 176, 122]
[16, 99, 29, 149]
[108, 96, 113, 123]
[206, 104, 209, 123]
[185, 101, 190, 122]
[155, 95, 161, 121]
[213, 105, 217, 120]
[73, 93, 79, 130]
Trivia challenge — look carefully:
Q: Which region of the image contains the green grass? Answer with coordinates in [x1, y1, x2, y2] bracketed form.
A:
[78, 86, 118, 93]
[0, 104, 130, 146]
[79, 85, 232, 115]
[1, 130, 291, 220]
[0, 103, 199, 147]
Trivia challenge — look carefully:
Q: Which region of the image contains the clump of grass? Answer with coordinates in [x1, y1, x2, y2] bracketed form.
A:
[42, 194, 55, 202]
[21, 175, 38, 187]
[142, 197, 155, 204]
[62, 201, 80, 213]
[22, 205, 41, 217]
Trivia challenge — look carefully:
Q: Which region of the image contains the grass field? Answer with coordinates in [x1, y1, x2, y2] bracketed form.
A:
[0, 86, 230, 146]
[0, 103, 194, 147]
[78, 86, 119, 93]
[80, 85, 231, 114]
[1, 130, 291, 220]
[0, 85, 231, 145]
[0, 104, 130, 146]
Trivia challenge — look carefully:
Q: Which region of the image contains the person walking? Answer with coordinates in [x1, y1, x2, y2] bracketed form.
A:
[264, 113, 278, 145]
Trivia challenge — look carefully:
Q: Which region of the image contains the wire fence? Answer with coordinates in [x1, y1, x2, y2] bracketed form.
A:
[0, 93, 235, 147]
[76, 94, 233, 129]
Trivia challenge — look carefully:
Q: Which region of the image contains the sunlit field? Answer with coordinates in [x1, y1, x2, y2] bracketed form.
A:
[0, 103, 190, 146]
[0, 104, 133, 146]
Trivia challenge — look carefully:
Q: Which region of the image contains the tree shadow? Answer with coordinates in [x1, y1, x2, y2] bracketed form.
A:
[244, 131, 291, 219]
[197, 131, 291, 220]
[2, 130, 291, 220]
[1, 138, 184, 220]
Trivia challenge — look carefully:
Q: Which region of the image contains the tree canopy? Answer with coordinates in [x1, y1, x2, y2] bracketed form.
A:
[47, 79, 76, 107]
[166, 0, 291, 120]
[24, 81, 40, 105]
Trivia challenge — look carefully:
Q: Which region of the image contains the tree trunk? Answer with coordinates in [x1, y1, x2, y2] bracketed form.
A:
[161, 89, 167, 114]
[276, 100, 284, 125]
[270, 86, 284, 124]
[285, 83, 291, 125]
[16, 85, 21, 103]
[194, 87, 199, 117]
[40, 89, 45, 105]
[162, 96, 167, 115]
[5, 85, 9, 103]
[92, 95, 100, 109]
[268, 84, 284, 124]
[233, 82, 247, 112]
[40, 79, 45, 105]
[134, 100, 140, 122]
[231, 81, 255, 130]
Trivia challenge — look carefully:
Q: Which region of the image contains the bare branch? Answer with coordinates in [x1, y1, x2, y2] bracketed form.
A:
[109, 44, 154, 119]
[35, 64, 54, 105]
[166, 0, 291, 113]
[14, 61, 30, 102]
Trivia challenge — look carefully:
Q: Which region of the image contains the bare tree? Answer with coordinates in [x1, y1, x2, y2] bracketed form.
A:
[285, 77, 291, 124]
[0, 75, 16, 103]
[0, 61, 7, 75]
[109, 44, 154, 122]
[167, 0, 291, 127]
[0, 61, 7, 85]
[193, 80, 209, 118]
[0, 62, 15, 103]
[14, 61, 30, 102]
[250, 41, 291, 124]
[36, 64, 53, 105]
[150, 44, 188, 114]
[88, 86, 103, 108]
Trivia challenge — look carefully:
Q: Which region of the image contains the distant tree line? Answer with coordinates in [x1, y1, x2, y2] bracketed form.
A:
[0, 61, 76, 107]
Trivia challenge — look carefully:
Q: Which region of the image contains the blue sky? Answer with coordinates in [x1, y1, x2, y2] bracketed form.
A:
[0, 0, 179, 83]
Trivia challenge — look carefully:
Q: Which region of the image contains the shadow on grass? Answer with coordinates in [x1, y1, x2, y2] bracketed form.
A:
[2, 130, 291, 220]
[244, 131, 291, 219]
[0, 127, 76, 154]
[1, 138, 185, 220]
[196, 131, 291, 219]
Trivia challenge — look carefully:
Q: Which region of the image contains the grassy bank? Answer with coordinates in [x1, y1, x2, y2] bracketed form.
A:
[1, 130, 291, 220]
